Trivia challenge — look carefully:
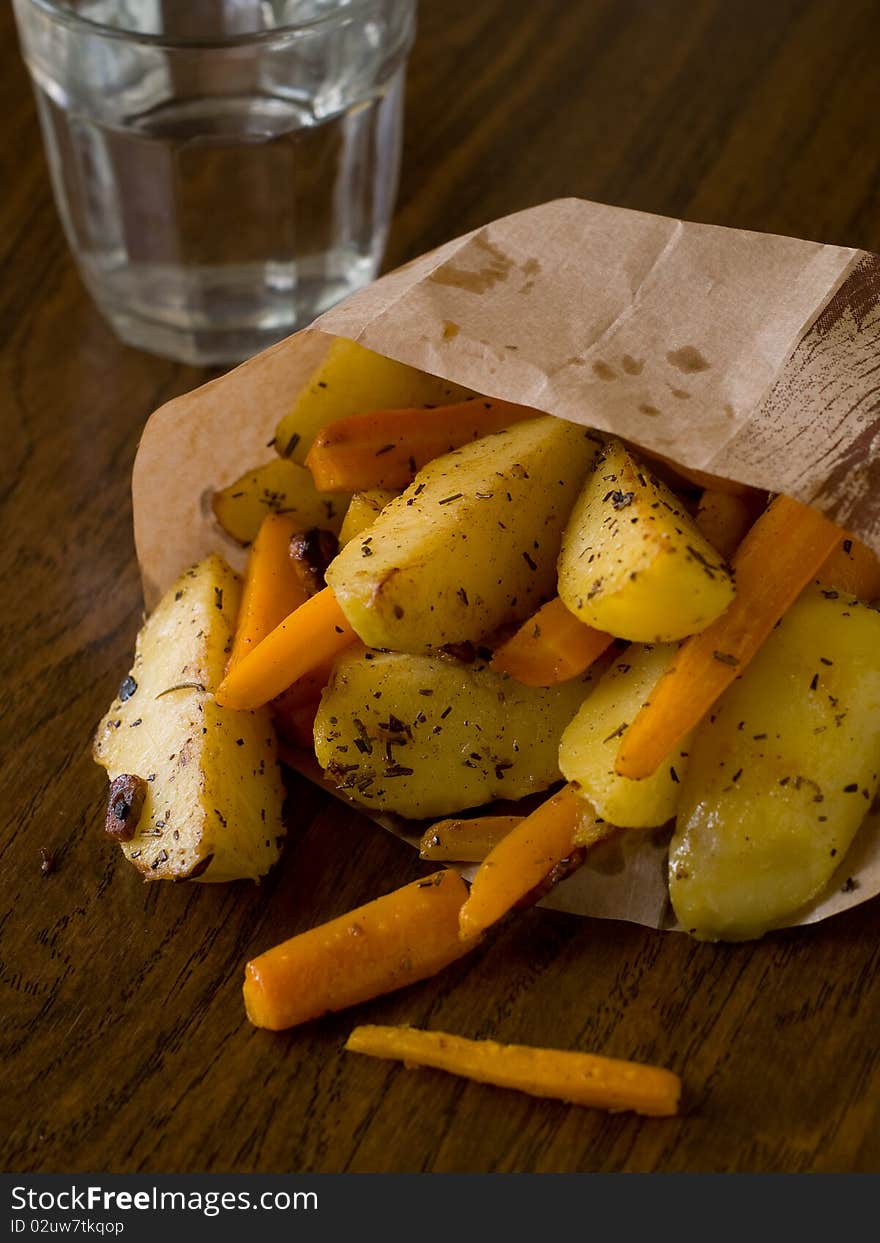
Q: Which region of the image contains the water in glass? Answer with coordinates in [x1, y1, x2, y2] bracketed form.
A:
[15, 0, 414, 364]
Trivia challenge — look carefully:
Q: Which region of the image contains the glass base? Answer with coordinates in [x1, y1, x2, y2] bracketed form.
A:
[103, 305, 306, 367]
[94, 252, 379, 365]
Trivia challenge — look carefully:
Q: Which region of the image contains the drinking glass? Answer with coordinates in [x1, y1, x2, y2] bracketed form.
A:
[13, 0, 416, 365]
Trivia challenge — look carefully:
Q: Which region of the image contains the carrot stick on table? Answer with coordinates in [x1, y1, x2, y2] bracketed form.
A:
[216, 586, 356, 711]
[817, 531, 880, 600]
[458, 784, 614, 940]
[615, 494, 843, 780]
[345, 1025, 682, 1117]
[490, 597, 614, 687]
[227, 513, 310, 671]
[304, 398, 538, 492]
[244, 870, 477, 1031]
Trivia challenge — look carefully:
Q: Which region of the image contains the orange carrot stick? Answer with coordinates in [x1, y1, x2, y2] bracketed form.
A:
[490, 597, 614, 687]
[227, 514, 310, 671]
[345, 1025, 682, 1117]
[615, 494, 843, 780]
[244, 871, 477, 1030]
[817, 532, 880, 600]
[216, 586, 356, 711]
[419, 815, 523, 862]
[304, 399, 538, 491]
[458, 785, 612, 940]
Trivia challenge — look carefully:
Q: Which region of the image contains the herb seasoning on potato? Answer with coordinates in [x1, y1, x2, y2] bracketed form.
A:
[94, 555, 285, 881]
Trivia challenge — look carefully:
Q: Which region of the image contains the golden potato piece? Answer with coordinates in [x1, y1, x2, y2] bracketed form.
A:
[314, 648, 594, 819]
[93, 555, 285, 881]
[338, 489, 399, 546]
[670, 586, 880, 940]
[326, 416, 603, 653]
[558, 439, 735, 642]
[212, 458, 347, 546]
[559, 642, 690, 828]
[274, 338, 472, 464]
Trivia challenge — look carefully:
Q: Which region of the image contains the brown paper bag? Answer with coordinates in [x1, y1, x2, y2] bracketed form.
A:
[132, 198, 880, 931]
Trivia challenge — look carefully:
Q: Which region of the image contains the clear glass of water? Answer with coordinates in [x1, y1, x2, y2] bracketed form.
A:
[13, 0, 416, 365]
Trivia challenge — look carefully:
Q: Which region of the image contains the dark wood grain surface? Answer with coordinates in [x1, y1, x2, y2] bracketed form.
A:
[3, 0, 880, 1174]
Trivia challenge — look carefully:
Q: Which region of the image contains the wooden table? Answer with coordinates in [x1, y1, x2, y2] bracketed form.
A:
[4, 0, 880, 1175]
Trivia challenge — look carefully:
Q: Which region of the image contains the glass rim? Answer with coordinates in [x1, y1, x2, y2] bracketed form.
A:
[19, 0, 394, 48]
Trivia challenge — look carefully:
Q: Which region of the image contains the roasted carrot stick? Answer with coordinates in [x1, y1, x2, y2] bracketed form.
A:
[227, 513, 310, 671]
[243, 870, 476, 1030]
[817, 532, 880, 600]
[419, 815, 523, 862]
[615, 494, 843, 780]
[458, 785, 613, 940]
[490, 597, 614, 687]
[304, 399, 538, 492]
[694, 490, 762, 560]
[216, 586, 356, 711]
[345, 1025, 682, 1117]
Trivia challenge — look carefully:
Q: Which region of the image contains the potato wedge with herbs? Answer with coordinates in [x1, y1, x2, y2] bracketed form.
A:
[93, 555, 285, 882]
[314, 648, 594, 819]
[558, 438, 735, 642]
[338, 489, 400, 546]
[326, 416, 603, 654]
[559, 643, 690, 828]
[212, 458, 347, 546]
[669, 586, 880, 940]
[274, 338, 473, 463]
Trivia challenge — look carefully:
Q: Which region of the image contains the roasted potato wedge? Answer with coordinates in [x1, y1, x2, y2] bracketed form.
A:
[559, 643, 690, 828]
[212, 458, 347, 546]
[326, 416, 603, 653]
[338, 489, 400, 546]
[669, 586, 880, 940]
[314, 648, 594, 818]
[274, 338, 472, 464]
[93, 555, 285, 881]
[558, 438, 735, 642]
